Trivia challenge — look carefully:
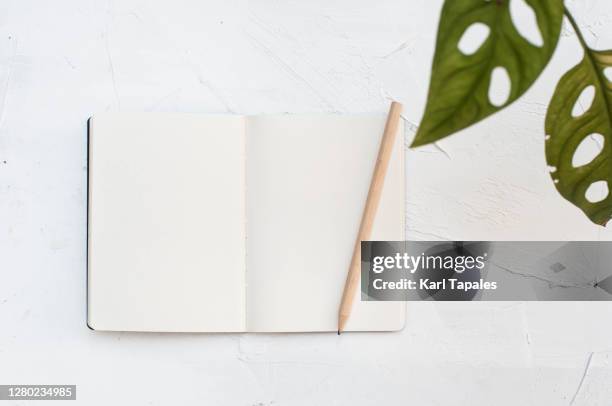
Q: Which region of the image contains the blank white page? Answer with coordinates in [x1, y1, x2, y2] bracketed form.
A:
[245, 115, 405, 332]
[88, 113, 246, 332]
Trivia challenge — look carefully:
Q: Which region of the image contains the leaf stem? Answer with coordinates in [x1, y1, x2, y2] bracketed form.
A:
[564, 7, 589, 51]
[564, 7, 600, 82]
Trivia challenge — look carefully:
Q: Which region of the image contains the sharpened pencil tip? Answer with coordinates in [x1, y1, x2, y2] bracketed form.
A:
[337, 314, 348, 334]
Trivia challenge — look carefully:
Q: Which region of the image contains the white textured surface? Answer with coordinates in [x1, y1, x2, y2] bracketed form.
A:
[1, 0, 612, 404]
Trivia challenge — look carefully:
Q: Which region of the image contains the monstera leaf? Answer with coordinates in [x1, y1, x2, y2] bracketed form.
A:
[545, 33, 612, 225]
[412, 0, 564, 147]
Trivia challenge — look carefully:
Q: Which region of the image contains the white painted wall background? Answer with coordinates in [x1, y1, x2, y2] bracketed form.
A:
[1, 0, 612, 404]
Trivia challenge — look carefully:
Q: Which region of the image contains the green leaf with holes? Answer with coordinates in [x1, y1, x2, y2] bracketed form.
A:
[411, 0, 563, 147]
[545, 48, 612, 226]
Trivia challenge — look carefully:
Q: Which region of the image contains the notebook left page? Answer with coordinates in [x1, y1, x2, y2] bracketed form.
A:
[88, 113, 246, 332]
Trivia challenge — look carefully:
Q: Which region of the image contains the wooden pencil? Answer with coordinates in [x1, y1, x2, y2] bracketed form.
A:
[337, 101, 403, 334]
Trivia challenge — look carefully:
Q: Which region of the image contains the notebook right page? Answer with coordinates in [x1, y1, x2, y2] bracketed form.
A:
[245, 114, 405, 332]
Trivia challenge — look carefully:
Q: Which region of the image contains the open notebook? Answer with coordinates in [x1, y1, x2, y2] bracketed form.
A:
[87, 113, 405, 332]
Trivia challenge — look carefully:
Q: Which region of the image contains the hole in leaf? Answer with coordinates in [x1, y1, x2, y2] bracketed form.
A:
[571, 86, 595, 117]
[585, 181, 609, 203]
[509, 0, 544, 47]
[548, 165, 557, 173]
[489, 67, 511, 107]
[545, 134, 551, 141]
[604, 67, 612, 82]
[572, 133, 604, 167]
[458, 23, 490, 55]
